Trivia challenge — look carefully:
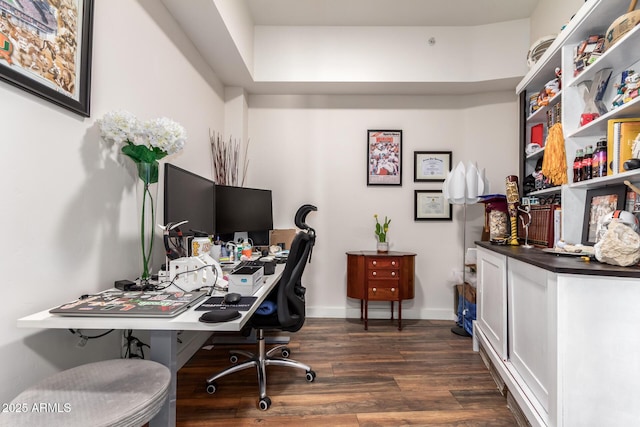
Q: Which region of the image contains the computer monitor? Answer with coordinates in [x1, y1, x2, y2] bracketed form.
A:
[163, 164, 215, 235]
[214, 185, 273, 245]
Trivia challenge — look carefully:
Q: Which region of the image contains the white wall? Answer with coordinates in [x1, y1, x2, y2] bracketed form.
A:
[254, 20, 529, 84]
[530, 0, 585, 42]
[0, 0, 224, 404]
[245, 92, 519, 319]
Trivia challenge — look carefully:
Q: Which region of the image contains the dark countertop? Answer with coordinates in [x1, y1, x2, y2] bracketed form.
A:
[475, 241, 640, 278]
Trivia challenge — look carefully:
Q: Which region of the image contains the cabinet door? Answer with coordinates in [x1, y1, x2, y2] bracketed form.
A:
[477, 247, 508, 360]
[508, 258, 555, 415]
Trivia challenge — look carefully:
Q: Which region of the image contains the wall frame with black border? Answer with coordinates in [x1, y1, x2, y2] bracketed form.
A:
[413, 151, 452, 182]
[367, 129, 402, 186]
[0, 0, 94, 117]
[581, 185, 627, 245]
[414, 190, 452, 221]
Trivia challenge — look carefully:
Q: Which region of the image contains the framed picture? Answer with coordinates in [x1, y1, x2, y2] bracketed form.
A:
[0, 0, 94, 117]
[367, 130, 402, 186]
[414, 151, 452, 182]
[581, 186, 627, 245]
[414, 190, 452, 221]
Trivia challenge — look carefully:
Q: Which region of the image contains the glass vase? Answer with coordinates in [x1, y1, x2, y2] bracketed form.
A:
[136, 162, 159, 285]
[376, 241, 389, 253]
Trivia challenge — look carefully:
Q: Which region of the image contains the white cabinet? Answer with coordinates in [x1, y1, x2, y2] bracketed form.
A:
[507, 259, 556, 418]
[477, 247, 508, 360]
[474, 242, 640, 427]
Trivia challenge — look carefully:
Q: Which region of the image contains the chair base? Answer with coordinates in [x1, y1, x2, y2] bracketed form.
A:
[205, 329, 316, 410]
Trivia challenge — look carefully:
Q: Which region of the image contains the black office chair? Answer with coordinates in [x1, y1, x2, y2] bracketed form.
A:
[205, 204, 318, 410]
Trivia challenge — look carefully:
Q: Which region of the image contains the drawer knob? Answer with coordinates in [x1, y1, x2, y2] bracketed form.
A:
[391, 272, 396, 277]
[372, 261, 377, 266]
[372, 287, 377, 293]
[391, 261, 396, 266]
[391, 288, 395, 292]
[372, 271, 377, 276]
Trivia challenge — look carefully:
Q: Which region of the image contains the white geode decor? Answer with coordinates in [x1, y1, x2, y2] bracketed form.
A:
[595, 220, 640, 267]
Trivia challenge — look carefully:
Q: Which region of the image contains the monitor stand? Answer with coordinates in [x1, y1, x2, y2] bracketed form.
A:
[233, 231, 248, 244]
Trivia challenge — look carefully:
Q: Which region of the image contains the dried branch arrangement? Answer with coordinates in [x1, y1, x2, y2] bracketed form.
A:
[209, 131, 249, 186]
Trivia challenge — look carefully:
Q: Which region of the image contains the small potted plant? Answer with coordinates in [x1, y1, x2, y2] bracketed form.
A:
[374, 214, 391, 253]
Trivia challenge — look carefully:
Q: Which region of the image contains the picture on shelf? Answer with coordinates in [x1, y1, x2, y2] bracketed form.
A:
[581, 186, 627, 245]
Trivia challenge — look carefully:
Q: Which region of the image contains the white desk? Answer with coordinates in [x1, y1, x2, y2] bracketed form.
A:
[17, 264, 284, 427]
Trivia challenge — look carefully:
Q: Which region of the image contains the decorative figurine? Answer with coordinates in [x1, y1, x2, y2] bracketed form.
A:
[505, 175, 520, 246]
[517, 200, 534, 249]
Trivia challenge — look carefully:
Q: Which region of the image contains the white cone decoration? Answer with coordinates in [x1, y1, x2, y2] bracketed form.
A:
[443, 161, 489, 205]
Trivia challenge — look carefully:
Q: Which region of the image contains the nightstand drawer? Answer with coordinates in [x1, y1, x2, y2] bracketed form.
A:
[367, 257, 401, 269]
[367, 269, 399, 279]
[368, 284, 399, 301]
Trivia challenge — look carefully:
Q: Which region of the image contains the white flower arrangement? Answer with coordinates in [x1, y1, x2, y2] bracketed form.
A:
[98, 110, 186, 183]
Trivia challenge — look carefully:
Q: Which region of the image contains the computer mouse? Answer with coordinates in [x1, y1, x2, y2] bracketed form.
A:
[224, 292, 242, 304]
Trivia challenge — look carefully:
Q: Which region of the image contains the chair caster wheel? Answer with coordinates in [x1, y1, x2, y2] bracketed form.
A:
[306, 370, 316, 382]
[258, 396, 271, 410]
[206, 383, 217, 394]
[230, 354, 239, 364]
[281, 347, 291, 358]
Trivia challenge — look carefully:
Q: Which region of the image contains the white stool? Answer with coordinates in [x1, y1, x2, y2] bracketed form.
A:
[0, 359, 170, 427]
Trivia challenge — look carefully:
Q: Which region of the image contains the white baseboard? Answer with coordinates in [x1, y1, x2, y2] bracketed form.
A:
[306, 306, 456, 321]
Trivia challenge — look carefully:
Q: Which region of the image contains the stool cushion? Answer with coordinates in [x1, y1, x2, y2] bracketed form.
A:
[0, 359, 170, 427]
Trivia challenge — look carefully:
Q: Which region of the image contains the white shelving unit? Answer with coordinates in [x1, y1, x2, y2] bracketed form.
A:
[517, 0, 640, 244]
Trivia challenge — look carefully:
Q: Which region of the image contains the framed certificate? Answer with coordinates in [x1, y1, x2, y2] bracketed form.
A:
[414, 190, 452, 221]
[414, 151, 451, 182]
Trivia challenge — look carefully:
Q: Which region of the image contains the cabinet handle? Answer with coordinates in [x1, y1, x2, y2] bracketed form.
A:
[391, 288, 395, 292]
[391, 261, 396, 266]
[372, 261, 377, 266]
[372, 287, 377, 293]
[372, 271, 377, 276]
[391, 272, 396, 277]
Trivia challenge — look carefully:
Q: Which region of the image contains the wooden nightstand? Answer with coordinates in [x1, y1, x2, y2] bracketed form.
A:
[346, 251, 416, 330]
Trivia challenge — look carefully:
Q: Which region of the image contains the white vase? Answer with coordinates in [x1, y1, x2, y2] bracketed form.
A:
[376, 241, 389, 253]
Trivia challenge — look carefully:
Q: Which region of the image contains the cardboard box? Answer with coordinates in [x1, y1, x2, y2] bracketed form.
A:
[269, 228, 297, 250]
[228, 266, 264, 296]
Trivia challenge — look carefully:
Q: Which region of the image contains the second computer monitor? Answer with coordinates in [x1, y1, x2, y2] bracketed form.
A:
[215, 185, 273, 245]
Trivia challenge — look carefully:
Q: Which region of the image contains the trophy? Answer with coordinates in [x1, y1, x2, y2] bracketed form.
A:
[517, 200, 534, 249]
[505, 175, 520, 246]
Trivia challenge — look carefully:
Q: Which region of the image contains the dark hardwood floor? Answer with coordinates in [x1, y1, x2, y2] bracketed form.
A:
[176, 318, 518, 426]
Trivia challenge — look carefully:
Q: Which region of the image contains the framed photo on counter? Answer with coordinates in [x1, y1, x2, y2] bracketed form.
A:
[0, 0, 94, 117]
[581, 185, 626, 245]
[367, 130, 402, 186]
[414, 190, 452, 221]
[414, 151, 451, 182]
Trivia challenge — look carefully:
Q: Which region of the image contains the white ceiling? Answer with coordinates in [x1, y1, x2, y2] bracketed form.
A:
[246, 0, 541, 27]
[161, 0, 541, 95]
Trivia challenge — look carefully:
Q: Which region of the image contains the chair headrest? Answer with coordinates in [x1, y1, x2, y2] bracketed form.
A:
[294, 204, 317, 231]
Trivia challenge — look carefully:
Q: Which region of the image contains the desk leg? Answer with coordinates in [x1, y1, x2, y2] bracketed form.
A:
[364, 299, 368, 330]
[149, 330, 177, 427]
[398, 300, 403, 331]
[390, 301, 394, 320]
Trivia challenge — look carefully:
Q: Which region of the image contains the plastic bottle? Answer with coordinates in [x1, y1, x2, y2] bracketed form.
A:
[592, 139, 608, 178]
[582, 145, 593, 180]
[573, 149, 584, 182]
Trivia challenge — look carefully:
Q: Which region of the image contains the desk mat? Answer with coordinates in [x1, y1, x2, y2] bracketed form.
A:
[196, 296, 257, 311]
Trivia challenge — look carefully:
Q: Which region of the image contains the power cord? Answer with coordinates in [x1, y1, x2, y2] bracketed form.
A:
[68, 329, 114, 348]
[123, 330, 149, 359]
[155, 263, 219, 292]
